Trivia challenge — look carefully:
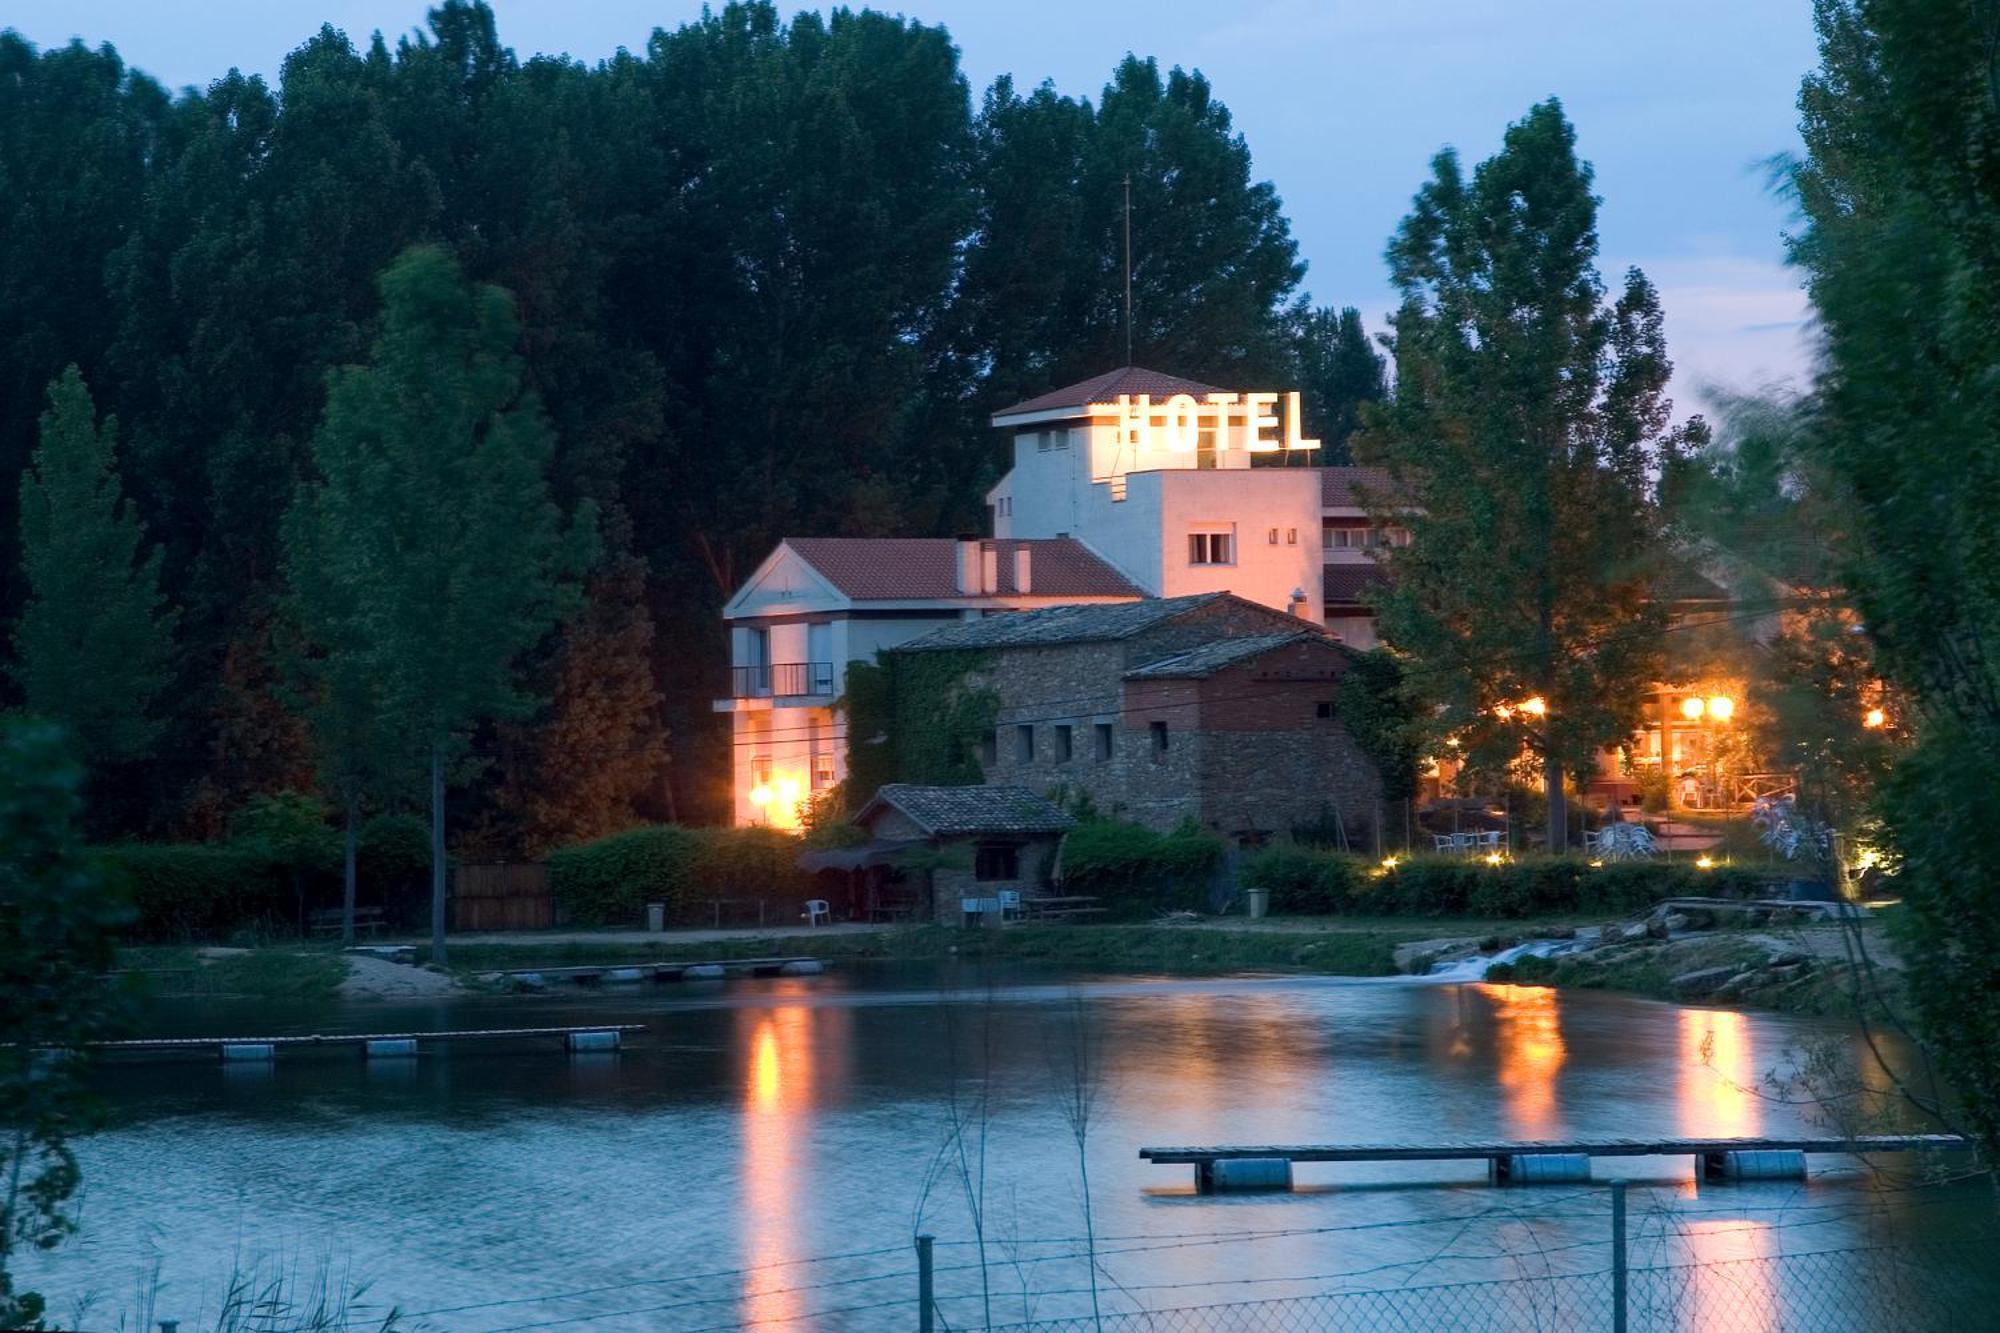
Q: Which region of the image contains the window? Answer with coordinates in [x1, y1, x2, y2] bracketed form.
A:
[1323, 522, 1369, 549]
[1050, 427, 1070, 450]
[1268, 527, 1280, 545]
[750, 755, 773, 785]
[812, 752, 836, 789]
[980, 730, 998, 766]
[1315, 701, 1335, 720]
[1034, 430, 1051, 452]
[1016, 724, 1035, 763]
[1054, 724, 1074, 762]
[1387, 527, 1412, 548]
[1150, 721, 1169, 756]
[1287, 527, 1298, 545]
[975, 843, 1021, 882]
[1094, 721, 1115, 761]
[1188, 531, 1234, 565]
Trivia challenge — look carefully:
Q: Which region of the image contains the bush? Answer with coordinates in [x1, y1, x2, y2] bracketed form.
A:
[98, 843, 291, 941]
[1058, 818, 1225, 918]
[1237, 845, 1783, 920]
[548, 825, 814, 926]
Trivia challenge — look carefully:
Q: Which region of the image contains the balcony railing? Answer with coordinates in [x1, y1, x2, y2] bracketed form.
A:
[731, 661, 835, 700]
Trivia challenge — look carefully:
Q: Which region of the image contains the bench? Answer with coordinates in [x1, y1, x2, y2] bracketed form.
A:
[309, 906, 386, 937]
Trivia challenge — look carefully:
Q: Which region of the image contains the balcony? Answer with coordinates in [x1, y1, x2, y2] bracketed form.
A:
[730, 661, 836, 701]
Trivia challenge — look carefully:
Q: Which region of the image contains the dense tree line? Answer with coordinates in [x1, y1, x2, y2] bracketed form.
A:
[0, 1, 1383, 846]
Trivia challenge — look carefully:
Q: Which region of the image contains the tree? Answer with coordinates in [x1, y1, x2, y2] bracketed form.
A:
[228, 790, 338, 934]
[1788, 0, 2000, 1154]
[1356, 100, 1704, 851]
[0, 718, 131, 1327]
[1335, 648, 1423, 849]
[1291, 306, 1386, 465]
[11, 367, 177, 777]
[489, 555, 668, 856]
[292, 244, 589, 964]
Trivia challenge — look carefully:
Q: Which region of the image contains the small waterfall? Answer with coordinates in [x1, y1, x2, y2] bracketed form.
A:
[1424, 936, 1590, 983]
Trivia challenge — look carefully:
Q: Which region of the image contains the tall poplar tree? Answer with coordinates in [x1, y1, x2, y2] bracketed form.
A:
[12, 367, 176, 774]
[1292, 305, 1386, 464]
[1357, 100, 1703, 851]
[1789, 0, 2000, 1153]
[293, 245, 589, 963]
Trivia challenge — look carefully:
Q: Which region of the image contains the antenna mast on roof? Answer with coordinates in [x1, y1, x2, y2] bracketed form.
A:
[1123, 171, 1134, 366]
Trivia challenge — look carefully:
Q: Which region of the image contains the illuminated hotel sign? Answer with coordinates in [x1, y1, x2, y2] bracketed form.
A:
[1109, 391, 1321, 455]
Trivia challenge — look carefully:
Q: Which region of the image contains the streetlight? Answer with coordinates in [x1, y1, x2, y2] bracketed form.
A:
[1680, 696, 1706, 720]
[1863, 707, 1887, 729]
[1706, 695, 1734, 722]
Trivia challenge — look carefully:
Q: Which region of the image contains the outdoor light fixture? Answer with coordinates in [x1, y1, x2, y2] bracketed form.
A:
[1695, 855, 1716, 870]
[1706, 695, 1735, 722]
[1863, 707, 1887, 729]
[1484, 852, 1505, 866]
[1520, 696, 1547, 717]
[1588, 859, 1605, 869]
[1680, 696, 1706, 720]
[748, 784, 774, 807]
[1380, 856, 1400, 871]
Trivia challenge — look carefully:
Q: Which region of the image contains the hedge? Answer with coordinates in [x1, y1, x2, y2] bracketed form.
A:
[1058, 818, 1226, 919]
[1240, 847, 1784, 919]
[98, 844, 293, 941]
[548, 825, 811, 926]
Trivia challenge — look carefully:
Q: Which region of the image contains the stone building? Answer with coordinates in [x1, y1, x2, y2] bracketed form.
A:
[890, 593, 1383, 845]
[849, 783, 1074, 925]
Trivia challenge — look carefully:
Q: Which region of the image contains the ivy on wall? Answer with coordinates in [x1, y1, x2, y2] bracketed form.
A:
[841, 650, 998, 806]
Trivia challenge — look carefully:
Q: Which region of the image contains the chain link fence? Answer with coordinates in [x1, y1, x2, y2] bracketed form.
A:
[968, 1239, 1995, 1332]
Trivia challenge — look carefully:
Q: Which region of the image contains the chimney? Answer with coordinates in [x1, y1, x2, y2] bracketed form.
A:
[1012, 546, 1033, 594]
[955, 536, 980, 595]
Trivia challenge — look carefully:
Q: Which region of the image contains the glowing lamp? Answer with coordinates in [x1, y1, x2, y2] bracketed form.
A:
[1863, 707, 1887, 729]
[1706, 695, 1735, 722]
[775, 775, 802, 804]
[1493, 703, 1515, 720]
[1520, 696, 1547, 717]
[1695, 855, 1716, 870]
[1680, 696, 1706, 720]
[1484, 852, 1505, 867]
[1588, 859, 1605, 869]
[748, 784, 774, 807]
[1380, 856, 1400, 872]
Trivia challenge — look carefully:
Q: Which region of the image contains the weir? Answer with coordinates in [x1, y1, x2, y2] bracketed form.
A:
[481, 957, 825, 987]
[1140, 1135, 1972, 1192]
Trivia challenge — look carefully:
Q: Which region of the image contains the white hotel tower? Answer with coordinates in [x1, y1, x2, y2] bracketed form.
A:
[716, 367, 1404, 827]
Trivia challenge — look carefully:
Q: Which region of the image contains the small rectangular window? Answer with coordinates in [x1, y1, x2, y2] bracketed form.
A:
[1287, 527, 1298, 545]
[812, 752, 837, 789]
[975, 843, 1020, 881]
[980, 730, 998, 766]
[1315, 701, 1335, 720]
[1051, 428, 1069, 450]
[751, 755, 773, 785]
[1016, 724, 1035, 764]
[1054, 724, 1073, 762]
[1268, 527, 1280, 545]
[1150, 721, 1169, 755]
[1188, 532, 1233, 565]
[1094, 722, 1114, 761]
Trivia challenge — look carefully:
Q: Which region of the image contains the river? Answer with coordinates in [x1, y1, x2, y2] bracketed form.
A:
[22, 965, 1996, 1331]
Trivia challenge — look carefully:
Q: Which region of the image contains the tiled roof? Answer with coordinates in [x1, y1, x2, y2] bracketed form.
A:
[895, 593, 1229, 652]
[1324, 564, 1388, 607]
[859, 784, 1076, 837]
[1321, 466, 1408, 508]
[1124, 631, 1322, 680]
[785, 537, 1141, 601]
[993, 366, 1224, 419]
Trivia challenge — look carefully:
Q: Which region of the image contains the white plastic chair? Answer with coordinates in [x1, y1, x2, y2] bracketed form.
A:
[998, 890, 1023, 922]
[801, 899, 830, 926]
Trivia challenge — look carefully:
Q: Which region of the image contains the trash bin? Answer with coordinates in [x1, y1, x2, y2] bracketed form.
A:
[646, 901, 666, 933]
[1244, 886, 1270, 919]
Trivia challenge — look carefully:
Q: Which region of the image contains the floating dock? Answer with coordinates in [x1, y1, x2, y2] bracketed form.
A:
[481, 957, 826, 987]
[92, 1024, 647, 1063]
[1139, 1134, 1973, 1192]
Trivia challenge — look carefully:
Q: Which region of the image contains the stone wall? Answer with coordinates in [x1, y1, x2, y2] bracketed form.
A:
[929, 837, 1061, 925]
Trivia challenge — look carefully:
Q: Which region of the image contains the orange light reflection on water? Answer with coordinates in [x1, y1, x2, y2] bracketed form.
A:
[1477, 983, 1566, 1137]
[740, 1005, 816, 1326]
[1678, 1008, 1759, 1138]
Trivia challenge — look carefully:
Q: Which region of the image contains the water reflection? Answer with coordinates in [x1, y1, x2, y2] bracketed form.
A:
[1479, 983, 1567, 1137]
[1679, 1008, 1759, 1137]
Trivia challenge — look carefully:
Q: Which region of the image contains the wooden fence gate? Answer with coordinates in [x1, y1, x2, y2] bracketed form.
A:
[452, 863, 553, 931]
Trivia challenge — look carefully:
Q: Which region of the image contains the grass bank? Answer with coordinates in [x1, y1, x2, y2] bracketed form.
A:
[447, 923, 1424, 978]
[119, 946, 351, 1003]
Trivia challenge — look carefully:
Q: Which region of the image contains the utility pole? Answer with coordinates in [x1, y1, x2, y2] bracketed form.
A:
[1123, 171, 1134, 366]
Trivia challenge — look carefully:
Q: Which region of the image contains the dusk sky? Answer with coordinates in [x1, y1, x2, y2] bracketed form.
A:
[11, 0, 1822, 416]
